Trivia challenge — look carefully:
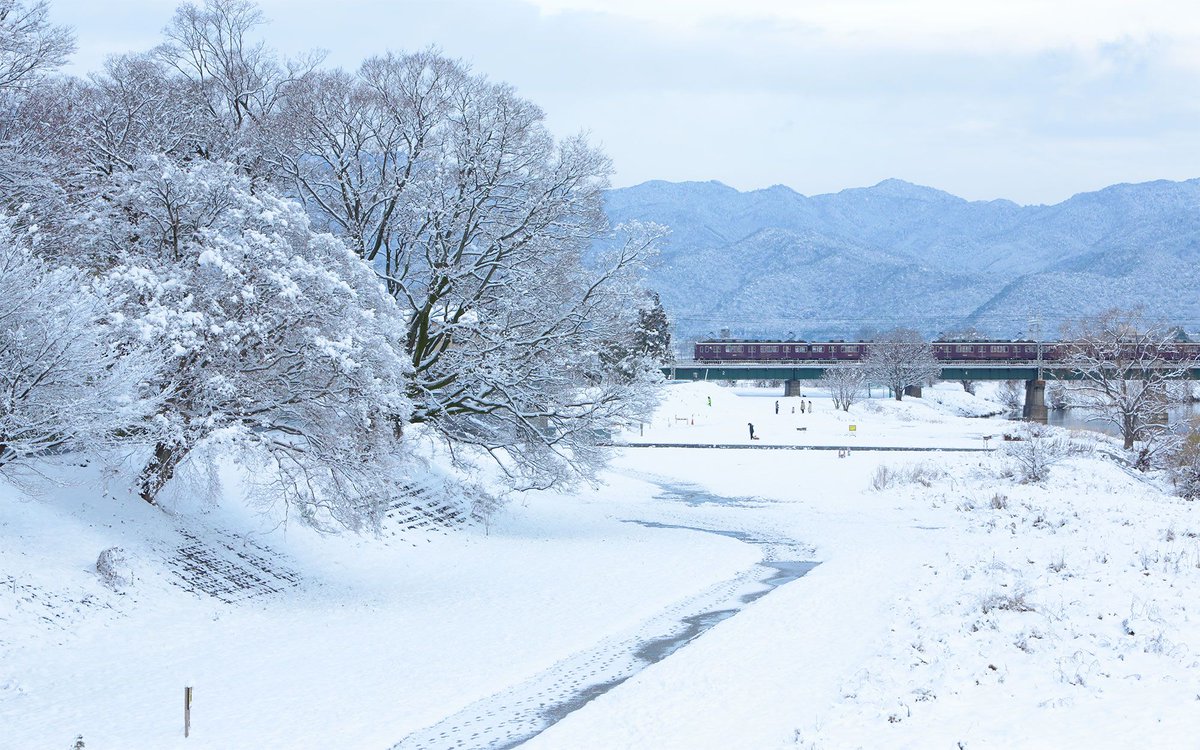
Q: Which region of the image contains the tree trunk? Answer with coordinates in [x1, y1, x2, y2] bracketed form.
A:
[138, 441, 187, 505]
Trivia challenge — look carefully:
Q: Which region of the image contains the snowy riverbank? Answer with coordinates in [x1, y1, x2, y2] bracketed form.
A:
[3, 382, 1197, 749]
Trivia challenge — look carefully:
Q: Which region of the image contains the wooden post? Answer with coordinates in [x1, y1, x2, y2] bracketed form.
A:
[184, 686, 192, 738]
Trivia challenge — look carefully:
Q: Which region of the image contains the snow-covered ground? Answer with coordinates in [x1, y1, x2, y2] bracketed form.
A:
[3, 383, 1198, 749]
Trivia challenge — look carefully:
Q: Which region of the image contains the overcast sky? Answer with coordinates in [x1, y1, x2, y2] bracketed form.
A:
[47, 0, 1200, 205]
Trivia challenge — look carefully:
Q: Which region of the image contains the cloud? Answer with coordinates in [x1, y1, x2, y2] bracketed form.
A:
[43, 0, 1200, 204]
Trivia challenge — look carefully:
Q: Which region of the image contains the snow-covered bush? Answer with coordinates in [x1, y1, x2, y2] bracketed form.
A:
[1046, 381, 1070, 410]
[95, 547, 134, 589]
[1165, 422, 1200, 500]
[870, 461, 946, 490]
[997, 380, 1023, 413]
[1002, 424, 1088, 483]
[78, 158, 412, 529]
[0, 215, 154, 473]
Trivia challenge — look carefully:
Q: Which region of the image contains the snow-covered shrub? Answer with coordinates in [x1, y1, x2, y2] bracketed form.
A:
[1165, 421, 1200, 500]
[95, 547, 134, 589]
[997, 380, 1023, 413]
[980, 590, 1035, 613]
[870, 462, 945, 490]
[1047, 381, 1070, 410]
[78, 158, 412, 530]
[870, 464, 894, 491]
[1002, 424, 1088, 483]
[0, 215, 154, 473]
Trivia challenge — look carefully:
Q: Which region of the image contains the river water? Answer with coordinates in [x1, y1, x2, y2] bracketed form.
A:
[391, 481, 817, 750]
[1043, 403, 1200, 437]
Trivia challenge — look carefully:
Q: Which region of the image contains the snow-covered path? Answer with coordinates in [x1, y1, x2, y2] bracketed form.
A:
[517, 449, 959, 750]
[390, 480, 818, 749]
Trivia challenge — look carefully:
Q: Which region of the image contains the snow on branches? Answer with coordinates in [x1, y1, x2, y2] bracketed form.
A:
[279, 50, 667, 490]
[863, 328, 941, 402]
[1062, 308, 1197, 453]
[81, 158, 412, 528]
[0, 214, 154, 472]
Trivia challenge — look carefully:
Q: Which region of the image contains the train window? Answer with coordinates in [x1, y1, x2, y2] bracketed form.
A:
[762, 345, 778, 353]
[727, 345, 744, 353]
[812, 345, 824, 353]
[955, 345, 971, 353]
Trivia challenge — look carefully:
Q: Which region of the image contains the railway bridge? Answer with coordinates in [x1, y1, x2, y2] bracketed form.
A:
[661, 361, 1200, 423]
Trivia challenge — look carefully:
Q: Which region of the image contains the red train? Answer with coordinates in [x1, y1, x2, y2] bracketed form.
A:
[693, 339, 1200, 364]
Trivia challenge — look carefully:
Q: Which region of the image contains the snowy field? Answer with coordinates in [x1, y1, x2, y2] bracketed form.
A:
[3, 382, 1199, 749]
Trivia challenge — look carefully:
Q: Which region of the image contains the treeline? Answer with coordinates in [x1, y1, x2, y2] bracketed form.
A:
[0, 0, 670, 529]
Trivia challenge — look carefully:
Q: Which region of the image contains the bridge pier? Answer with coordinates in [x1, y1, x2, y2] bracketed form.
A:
[785, 379, 804, 397]
[903, 385, 922, 399]
[1022, 379, 1048, 423]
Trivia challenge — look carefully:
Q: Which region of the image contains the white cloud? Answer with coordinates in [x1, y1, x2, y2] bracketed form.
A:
[527, 0, 1200, 60]
[43, 0, 1200, 204]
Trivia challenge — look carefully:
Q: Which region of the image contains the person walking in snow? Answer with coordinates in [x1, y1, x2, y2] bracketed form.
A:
[775, 400, 779, 414]
[800, 400, 805, 414]
[748, 422, 756, 440]
[707, 396, 712, 407]
[808, 399, 813, 413]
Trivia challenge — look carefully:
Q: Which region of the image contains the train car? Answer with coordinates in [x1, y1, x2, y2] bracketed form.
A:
[693, 338, 1200, 366]
[690, 338, 1200, 364]
[694, 340, 874, 363]
[932, 341, 1041, 361]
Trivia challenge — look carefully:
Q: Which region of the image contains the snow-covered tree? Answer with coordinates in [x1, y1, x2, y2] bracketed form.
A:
[0, 214, 153, 472]
[601, 288, 672, 383]
[0, 0, 74, 216]
[997, 380, 1023, 413]
[277, 50, 664, 489]
[822, 365, 865, 411]
[155, 0, 321, 176]
[4, 0, 665, 504]
[863, 328, 941, 401]
[78, 158, 411, 527]
[0, 0, 73, 92]
[1062, 309, 1196, 452]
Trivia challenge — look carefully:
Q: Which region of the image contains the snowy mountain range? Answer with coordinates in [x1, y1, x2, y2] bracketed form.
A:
[603, 178, 1200, 342]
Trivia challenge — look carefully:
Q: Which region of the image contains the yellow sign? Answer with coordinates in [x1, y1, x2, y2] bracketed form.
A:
[849, 425, 857, 432]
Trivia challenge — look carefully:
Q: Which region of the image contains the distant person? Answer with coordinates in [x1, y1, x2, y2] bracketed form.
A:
[800, 401, 805, 414]
[748, 422, 756, 440]
[808, 400, 813, 413]
[791, 406, 795, 414]
[707, 396, 712, 407]
[775, 400, 779, 414]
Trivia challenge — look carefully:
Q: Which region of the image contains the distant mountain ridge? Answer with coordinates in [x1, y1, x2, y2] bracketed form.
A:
[603, 178, 1200, 341]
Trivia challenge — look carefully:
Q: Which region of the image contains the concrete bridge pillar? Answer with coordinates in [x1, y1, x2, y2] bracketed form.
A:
[785, 379, 804, 397]
[903, 385, 922, 398]
[1022, 379, 1048, 423]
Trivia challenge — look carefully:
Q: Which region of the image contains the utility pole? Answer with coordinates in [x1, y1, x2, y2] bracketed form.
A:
[1030, 314, 1044, 380]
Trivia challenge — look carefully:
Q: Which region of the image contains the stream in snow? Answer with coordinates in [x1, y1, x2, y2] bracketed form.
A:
[390, 481, 817, 750]
[1044, 403, 1200, 437]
